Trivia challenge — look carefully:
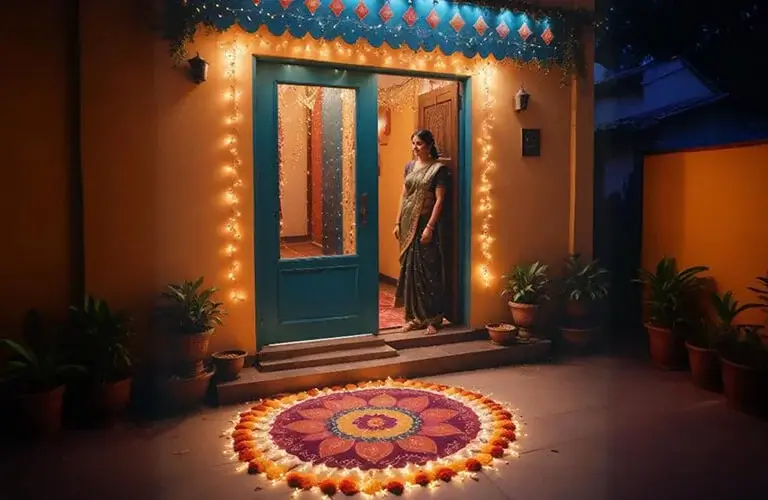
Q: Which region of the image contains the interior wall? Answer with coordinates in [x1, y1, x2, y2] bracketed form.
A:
[643, 144, 768, 326]
[79, 2, 594, 353]
[0, 0, 74, 337]
[278, 86, 309, 238]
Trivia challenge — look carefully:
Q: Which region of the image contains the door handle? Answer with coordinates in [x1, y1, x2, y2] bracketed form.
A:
[360, 193, 368, 226]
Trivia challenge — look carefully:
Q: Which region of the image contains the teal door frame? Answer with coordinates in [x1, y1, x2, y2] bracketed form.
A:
[253, 56, 473, 350]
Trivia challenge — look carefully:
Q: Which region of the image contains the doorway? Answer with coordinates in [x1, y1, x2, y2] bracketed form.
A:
[253, 60, 470, 350]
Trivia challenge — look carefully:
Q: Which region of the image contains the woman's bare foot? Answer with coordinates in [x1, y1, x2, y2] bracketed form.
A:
[400, 320, 422, 332]
[425, 324, 438, 335]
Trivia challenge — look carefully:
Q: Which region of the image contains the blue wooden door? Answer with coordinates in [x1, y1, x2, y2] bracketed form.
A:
[253, 61, 379, 350]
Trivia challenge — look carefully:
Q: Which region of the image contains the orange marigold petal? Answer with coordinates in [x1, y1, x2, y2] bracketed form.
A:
[319, 478, 338, 496]
[386, 480, 405, 496]
[339, 477, 360, 496]
[465, 458, 482, 471]
[476, 453, 493, 465]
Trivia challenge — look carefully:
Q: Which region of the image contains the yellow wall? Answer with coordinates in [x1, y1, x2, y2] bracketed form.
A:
[643, 144, 768, 326]
[76, 0, 594, 354]
[0, 0, 73, 336]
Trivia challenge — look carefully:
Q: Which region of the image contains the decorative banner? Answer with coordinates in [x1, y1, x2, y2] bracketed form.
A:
[181, 0, 562, 62]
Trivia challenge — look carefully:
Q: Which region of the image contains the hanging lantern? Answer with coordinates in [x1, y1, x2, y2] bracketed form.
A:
[514, 87, 530, 112]
[188, 52, 209, 84]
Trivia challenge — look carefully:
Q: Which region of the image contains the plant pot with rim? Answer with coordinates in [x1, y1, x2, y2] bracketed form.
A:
[156, 277, 226, 378]
[635, 257, 709, 370]
[558, 253, 610, 350]
[486, 323, 517, 346]
[212, 349, 247, 381]
[157, 366, 216, 412]
[67, 294, 136, 426]
[0, 309, 85, 435]
[718, 326, 768, 417]
[501, 261, 550, 334]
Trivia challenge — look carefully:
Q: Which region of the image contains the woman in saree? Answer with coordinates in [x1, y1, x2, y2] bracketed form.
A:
[393, 129, 449, 335]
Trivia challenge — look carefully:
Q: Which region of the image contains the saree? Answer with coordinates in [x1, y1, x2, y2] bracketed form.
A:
[394, 160, 449, 327]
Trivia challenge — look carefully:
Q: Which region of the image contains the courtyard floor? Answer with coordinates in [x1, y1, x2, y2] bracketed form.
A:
[2, 349, 767, 500]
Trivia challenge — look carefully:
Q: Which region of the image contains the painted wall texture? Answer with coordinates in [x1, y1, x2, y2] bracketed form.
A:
[643, 144, 768, 326]
[1, 0, 594, 354]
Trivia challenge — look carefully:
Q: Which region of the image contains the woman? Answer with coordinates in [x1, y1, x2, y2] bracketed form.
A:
[393, 129, 449, 335]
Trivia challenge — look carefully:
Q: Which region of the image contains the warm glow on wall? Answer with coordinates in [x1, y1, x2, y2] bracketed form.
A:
[477, 63, 497, 288]
[222, 39, 246, 303]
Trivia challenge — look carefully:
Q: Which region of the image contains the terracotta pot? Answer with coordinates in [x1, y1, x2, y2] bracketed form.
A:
[86, 377, 133, 424]
[166, 329, 214, 377]
[508, 302, 539, 330]
[15, 385, 65, 435]
[212, 350, 247, 381]
[157, 368, 215, 412]
[645, 323, 687, 370]
[720, 358, 767, 417]
[685, 343, 721, 392]
[561, 326, 600, 349]
[565, 299, 591, 319]
[486, 323, 517, 346]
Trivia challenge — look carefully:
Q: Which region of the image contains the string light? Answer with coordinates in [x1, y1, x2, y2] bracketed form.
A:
[222, 37, 246, 303]
[477, 63, 497, 288]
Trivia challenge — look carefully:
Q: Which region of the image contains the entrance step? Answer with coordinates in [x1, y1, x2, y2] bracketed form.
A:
[258, 334, 385, 363]
[258, 344, 399, 372]
[217, 338, 551, 406]
[382, 326, 488, 350]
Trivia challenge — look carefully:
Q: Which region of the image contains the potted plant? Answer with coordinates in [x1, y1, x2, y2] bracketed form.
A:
[211, 349, 248, 381]
[485, 323, 517, 346]
[687, 292, 762, 391]
[559, 253, 610, 348]
[157, 277, 226, 377]
[67, 295, 134, 425]
[501, 261, 550, 335]
[718, 324, 768, 417]
[0, 310, 85, 435]
[635, 257, 709, 370]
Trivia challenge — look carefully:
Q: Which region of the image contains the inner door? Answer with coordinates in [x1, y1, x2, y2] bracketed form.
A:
[418, 82, 460, 324]
[253, 62, 379, 349]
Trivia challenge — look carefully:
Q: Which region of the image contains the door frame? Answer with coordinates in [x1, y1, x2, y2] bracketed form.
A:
[252, 55, 473, 348]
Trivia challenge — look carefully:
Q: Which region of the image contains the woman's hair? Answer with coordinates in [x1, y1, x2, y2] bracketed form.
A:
[412, 129, 439, 159]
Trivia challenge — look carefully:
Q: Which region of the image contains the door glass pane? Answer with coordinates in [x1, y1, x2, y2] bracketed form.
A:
[277, 84, 357, 260]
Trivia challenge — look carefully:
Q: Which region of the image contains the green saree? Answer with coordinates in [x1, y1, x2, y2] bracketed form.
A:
[394, 160, 449, 327]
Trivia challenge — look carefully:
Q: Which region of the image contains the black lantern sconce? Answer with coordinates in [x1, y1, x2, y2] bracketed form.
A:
[188, 52, 209, 84]
[514, 87, 531, 112]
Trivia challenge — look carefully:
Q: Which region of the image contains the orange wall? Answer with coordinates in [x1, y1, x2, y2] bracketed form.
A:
[78, 0, 594, 353]
[0, 0, 73, 337]
[643, 144, 768, 326]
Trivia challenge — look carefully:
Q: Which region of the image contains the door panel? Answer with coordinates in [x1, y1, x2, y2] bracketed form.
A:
[254, 62, 379, 349]
[418, 83, 460, 324]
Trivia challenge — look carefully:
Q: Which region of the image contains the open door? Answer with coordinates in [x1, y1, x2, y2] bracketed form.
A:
[417, 82, 460, 324]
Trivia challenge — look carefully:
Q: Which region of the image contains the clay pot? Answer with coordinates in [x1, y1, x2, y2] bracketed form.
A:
[212, 350, 247, 381]
[165, 329, 214, 377]
[720, 358, 767, 417]
[86, 377, 133, 424]
[685, 343, 721, 392]
[645, 323, 687, 370]
[565, 299, 591, 320]
[561, 326, 600, 350]
[15, 385, 65, 435]
[486, 323, 517, 346]
[508, 302, 539, 330]
[157, 368, 215, 412]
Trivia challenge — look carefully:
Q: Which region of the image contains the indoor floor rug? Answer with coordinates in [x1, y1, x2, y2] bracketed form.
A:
[229, 378, 521, 496]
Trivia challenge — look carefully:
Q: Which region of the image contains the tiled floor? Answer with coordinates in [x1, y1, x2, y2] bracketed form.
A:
[3, 351, 768, 499]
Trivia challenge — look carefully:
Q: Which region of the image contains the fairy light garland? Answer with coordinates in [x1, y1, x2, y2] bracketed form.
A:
[222, 39, 246, 303]
[477, 63, 496, 288]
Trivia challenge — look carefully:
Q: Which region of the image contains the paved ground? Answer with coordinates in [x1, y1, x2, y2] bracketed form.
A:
[2, 352, 768, 500]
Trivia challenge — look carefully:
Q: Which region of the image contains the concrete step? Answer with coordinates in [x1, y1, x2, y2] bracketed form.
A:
[382, 326, 488, 350]
[258, 334, 385, 362]
[217, 338, 551, 405]
[258, 344, 398, 372]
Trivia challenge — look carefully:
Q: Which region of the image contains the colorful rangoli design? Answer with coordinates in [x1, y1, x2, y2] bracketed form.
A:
[229, 379, 521, 496]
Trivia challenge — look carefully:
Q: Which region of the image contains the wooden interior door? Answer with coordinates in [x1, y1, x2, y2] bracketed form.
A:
[418, 83, 460, 324]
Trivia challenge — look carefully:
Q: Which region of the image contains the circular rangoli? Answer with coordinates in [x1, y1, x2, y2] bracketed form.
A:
[229, 378, 521, 496]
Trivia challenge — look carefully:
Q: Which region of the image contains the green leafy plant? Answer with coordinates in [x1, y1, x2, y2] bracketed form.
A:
[68, 295, 133, 384]
[691, 291, 765, 349]
[719, 324, 768, 369]
[634, 257, 709, 331]
[747, 273, 768, 306]
[0, 310, 85, 393]
[159, 277, 226, 334]
[501, 262, 550, 305]
[561, 253, 610, 302]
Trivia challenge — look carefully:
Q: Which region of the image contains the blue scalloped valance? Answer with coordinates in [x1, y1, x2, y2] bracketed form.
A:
[186, 0, 563, 62]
